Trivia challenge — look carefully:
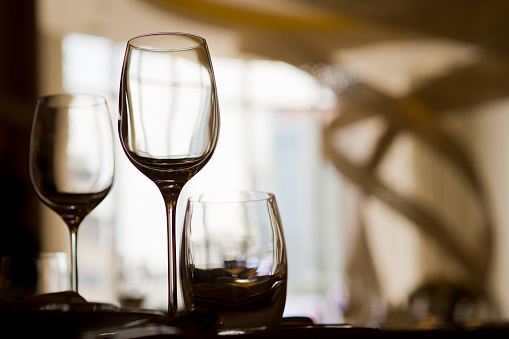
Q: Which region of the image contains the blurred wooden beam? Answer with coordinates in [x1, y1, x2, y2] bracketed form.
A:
[413, 54, 509, 113]
[302, 0, 509, 57]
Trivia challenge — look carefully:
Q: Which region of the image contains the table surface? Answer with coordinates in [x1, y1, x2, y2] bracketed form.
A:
[2, 314, 509, 338]
[1, 305, 509, 338]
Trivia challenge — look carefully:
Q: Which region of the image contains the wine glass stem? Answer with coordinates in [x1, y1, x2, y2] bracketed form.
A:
[166, 200, 178, 317]
[160, 184, 182, 318]
[70, 229, 78, 292]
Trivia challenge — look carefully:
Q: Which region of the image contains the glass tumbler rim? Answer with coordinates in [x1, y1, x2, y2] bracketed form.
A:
[188, 190, 276, 204]
[1, 251, 69, 262]
[36, 93, 107, 109]
[128, 32, 207, 52]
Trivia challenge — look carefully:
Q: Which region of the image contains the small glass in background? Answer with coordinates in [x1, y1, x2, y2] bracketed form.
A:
[0, 252, 70, 300]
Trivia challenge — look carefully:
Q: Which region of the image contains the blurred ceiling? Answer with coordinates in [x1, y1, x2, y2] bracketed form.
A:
[303, 0, 509, 111]
[302, 0, 509, 57]
[148, 0, 509, 109]
[149, 0, 509, 57]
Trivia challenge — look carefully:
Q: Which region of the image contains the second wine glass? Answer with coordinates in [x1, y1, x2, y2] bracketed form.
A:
[119, 32, 220, 317]
[29, 93, 115, 293]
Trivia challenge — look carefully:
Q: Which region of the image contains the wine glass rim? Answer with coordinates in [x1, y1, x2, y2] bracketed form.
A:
[188, 190, 276, 204]
[37, 93, 107, 108]
[128, 32, 207, 52]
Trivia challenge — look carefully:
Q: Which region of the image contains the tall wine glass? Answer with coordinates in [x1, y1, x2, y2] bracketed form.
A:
[119, 32, 220, 317]
[29, 93, 115, 293]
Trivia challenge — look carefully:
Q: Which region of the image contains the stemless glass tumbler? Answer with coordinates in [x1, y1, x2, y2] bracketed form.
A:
[180, 191, 288, 334]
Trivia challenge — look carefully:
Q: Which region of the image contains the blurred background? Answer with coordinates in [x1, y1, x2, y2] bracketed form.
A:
[1, 0, 509, 328]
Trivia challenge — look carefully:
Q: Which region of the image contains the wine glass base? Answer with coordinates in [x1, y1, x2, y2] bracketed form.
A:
[217, 327, 269, 335]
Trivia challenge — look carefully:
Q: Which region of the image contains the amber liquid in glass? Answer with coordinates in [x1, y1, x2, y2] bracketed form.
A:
[182, 267, 287, 332]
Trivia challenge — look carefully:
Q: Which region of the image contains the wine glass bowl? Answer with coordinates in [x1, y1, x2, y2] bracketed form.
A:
[119, 32, 219, 182]
[29, 93, 115, 292]
[180, 191, 288, 334]
[119, 32, 220, 317]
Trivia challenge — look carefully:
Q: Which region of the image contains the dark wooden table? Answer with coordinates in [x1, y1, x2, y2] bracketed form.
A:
[1, 310, 508, 338]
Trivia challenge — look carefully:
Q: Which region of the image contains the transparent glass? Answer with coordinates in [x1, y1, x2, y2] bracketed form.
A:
[29, 93, 115, 293]
[180, 191, 288, 334]
[119, 32, 220, 317]
[0, 252, 70, 300]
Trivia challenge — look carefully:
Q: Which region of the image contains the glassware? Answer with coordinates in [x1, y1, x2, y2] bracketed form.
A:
[29, 93, 115, 293]
[119, 32, 220, 317]
[180, 191, 288, 334]
[0, 252, 70, 300]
